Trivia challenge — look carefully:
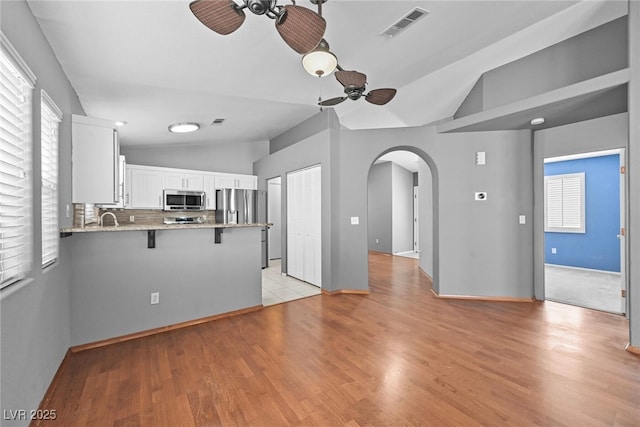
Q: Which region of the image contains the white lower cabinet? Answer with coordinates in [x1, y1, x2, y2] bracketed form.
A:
[126, 166, 164, 209]
[287, 165, 321, 287]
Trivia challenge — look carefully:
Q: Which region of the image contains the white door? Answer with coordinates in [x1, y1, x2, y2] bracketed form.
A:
[413, 186, 419, 253]
[287, 165, 321, 287]
[267, 177, 282, 260]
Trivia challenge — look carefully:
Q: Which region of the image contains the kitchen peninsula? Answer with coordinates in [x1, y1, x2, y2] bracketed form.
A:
[61, 219, 268, 349]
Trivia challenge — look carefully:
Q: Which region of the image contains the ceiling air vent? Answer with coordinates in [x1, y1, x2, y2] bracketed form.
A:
[211, 118, 225, 125]
[380, 7, 429, 38]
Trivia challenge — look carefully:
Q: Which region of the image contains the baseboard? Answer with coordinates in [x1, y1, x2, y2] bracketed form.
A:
[625, 342, 640, 355]
[33, 349, 72, 425]
[70, 305, 263, 353]
[545, 263, 621, 276]
[322, 288, 370, 295]
[430, 288, 534, 303]
[418, 267, 433, 285]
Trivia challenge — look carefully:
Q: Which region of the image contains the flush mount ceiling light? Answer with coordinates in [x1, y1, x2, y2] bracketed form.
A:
[530, 117, 545, 125]
[168, 122, 200, 133]
[302, 38, 338, 77]
[115, 121, 127, 127]
[189, 0, 326, 54]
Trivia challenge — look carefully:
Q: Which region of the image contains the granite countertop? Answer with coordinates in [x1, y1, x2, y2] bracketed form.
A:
[60, 222, 270, 233]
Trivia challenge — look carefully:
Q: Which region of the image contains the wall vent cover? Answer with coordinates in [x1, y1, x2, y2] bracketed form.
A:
[380, 7, 429, 38]
[211, 118, 225, 125]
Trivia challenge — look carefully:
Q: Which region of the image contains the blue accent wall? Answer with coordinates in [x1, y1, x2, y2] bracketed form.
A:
[544, 154, 620, 272]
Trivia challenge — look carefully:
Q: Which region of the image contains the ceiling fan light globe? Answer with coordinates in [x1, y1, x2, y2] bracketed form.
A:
[302, 50, 338, 77]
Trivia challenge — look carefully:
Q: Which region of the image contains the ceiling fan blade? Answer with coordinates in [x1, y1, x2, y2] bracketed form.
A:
[365, 88, 397, 105]
[335, 70, 367, 89]
[190, 0, 246, 35]
[276, 5, 326, 54]
[319, 97, 347, 107]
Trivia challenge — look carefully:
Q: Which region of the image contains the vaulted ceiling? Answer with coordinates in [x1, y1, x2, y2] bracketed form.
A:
[26, 0, 625, 148]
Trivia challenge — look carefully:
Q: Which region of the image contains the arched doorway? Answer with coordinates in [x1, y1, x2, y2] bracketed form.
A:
[366, 146, 439, 291]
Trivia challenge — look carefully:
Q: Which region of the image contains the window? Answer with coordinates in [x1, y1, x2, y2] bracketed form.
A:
[41, 91, 62, 268]
[0, 33, 35, 289]
[544, 172, 585, 233]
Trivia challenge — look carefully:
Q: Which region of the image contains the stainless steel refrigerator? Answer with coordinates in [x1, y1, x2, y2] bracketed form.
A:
[215, 188, 267, 268]
[215, 188, 257, 225]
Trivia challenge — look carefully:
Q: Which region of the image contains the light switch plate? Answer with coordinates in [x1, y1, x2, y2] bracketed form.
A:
[351, 216, 359, 225]
[475, 151, 486, 166]
[519, 215, 526, 224]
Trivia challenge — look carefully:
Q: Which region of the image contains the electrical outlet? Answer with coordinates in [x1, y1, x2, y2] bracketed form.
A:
[376, 238, 380, 244]
[129, 215, 135, 223]
[66, 204, 71, 218]
[150, 292, 159, 305]
[351, 216, 359, 225]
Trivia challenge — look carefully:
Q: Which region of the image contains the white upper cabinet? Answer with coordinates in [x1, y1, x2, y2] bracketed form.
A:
[98, 155, 126, 208]
[72, 115, 119, 204]
[214, 174, 257, 190]
[204, 175, 217, 210]
[164, 171, 204, 192]
[122, 164, 256, 210]
[126, 165, 164, 209]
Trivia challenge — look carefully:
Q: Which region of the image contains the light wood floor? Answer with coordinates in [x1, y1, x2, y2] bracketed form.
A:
[36, 252, 640, 426]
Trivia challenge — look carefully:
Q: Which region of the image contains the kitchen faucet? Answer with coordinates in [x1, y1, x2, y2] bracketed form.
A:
[99, 211, 119, 227]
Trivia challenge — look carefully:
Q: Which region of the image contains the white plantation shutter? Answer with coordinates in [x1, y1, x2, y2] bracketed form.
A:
[1, 34, 35, 288]
[544, 173, 585, 233]
[41, 91, 61, 268]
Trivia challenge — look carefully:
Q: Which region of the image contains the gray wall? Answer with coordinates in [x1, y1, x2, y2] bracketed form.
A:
[456, 16, 628, 117]
[0, 1, 84, 424]
[367, 162, 393, 253]
[121, 140, 269, 175]
[253, 118, 339, 291]
[418, 160, 434, 281]
[629, 0, 640, 348]
[263, 121, 531, 297]
[68, 228, 262, 345]
[337, 126, 532, 297]
[391, 163, 415, 253]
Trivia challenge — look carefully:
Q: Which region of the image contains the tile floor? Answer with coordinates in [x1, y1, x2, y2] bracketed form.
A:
[545, 264, 623, 314]
[262, 259, 322, 306]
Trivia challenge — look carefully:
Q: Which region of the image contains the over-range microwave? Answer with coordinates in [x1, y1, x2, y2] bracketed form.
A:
[163, 190, 206, 211]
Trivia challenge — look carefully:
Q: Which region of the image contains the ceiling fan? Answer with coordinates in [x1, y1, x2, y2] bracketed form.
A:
[189, 0, 326, 54]
[319, 69, 397, 106]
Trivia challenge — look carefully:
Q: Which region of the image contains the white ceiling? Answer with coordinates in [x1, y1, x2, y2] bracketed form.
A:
[376, 151, 421, 172]
[25, 0, 626, 148]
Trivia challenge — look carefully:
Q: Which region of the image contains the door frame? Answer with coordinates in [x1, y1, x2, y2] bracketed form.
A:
[542, 148, 627, 314]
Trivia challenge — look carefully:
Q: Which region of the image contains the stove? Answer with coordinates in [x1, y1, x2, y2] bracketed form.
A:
[163, 216, 205, 225]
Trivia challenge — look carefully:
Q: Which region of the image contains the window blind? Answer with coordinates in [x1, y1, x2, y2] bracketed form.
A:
[1, 33, 35, 288]
[41, 91, 62, 268]
[544, 172, 585, 233]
